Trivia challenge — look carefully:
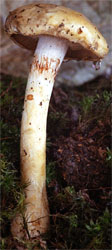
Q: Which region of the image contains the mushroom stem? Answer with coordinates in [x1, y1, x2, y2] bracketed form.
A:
[11, 35, 68, 239]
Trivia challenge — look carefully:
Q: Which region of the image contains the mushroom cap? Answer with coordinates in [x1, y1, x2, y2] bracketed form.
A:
[5, 3, 109, 61]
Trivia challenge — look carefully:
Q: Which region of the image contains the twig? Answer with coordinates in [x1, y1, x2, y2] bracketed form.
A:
[0, 80, 13, 97]
[83, 187, 111, 191]
[0, 137, 13, 140]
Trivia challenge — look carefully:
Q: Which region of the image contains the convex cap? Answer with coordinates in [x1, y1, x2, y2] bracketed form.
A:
[5, 3, 109, 61]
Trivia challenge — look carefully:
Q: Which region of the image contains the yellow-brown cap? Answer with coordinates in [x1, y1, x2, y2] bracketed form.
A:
[5, 3, 109, 61]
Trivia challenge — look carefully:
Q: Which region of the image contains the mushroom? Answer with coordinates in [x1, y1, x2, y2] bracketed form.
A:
[5, 3, 109, 239]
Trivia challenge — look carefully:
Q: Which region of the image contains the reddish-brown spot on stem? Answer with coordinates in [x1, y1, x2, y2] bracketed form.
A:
[24, 149, 27, 156]
[27, 94, 33, 100]
[32, 56, 60, 76]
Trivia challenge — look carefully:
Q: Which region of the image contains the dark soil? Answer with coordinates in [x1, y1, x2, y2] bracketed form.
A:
[47, 76, 111, 190]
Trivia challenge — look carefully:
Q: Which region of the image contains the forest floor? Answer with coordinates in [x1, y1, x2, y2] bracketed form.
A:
[0, 73, 111, 249]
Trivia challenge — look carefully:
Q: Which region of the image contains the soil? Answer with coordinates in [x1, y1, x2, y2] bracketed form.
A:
[48, 76, 111, 190]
